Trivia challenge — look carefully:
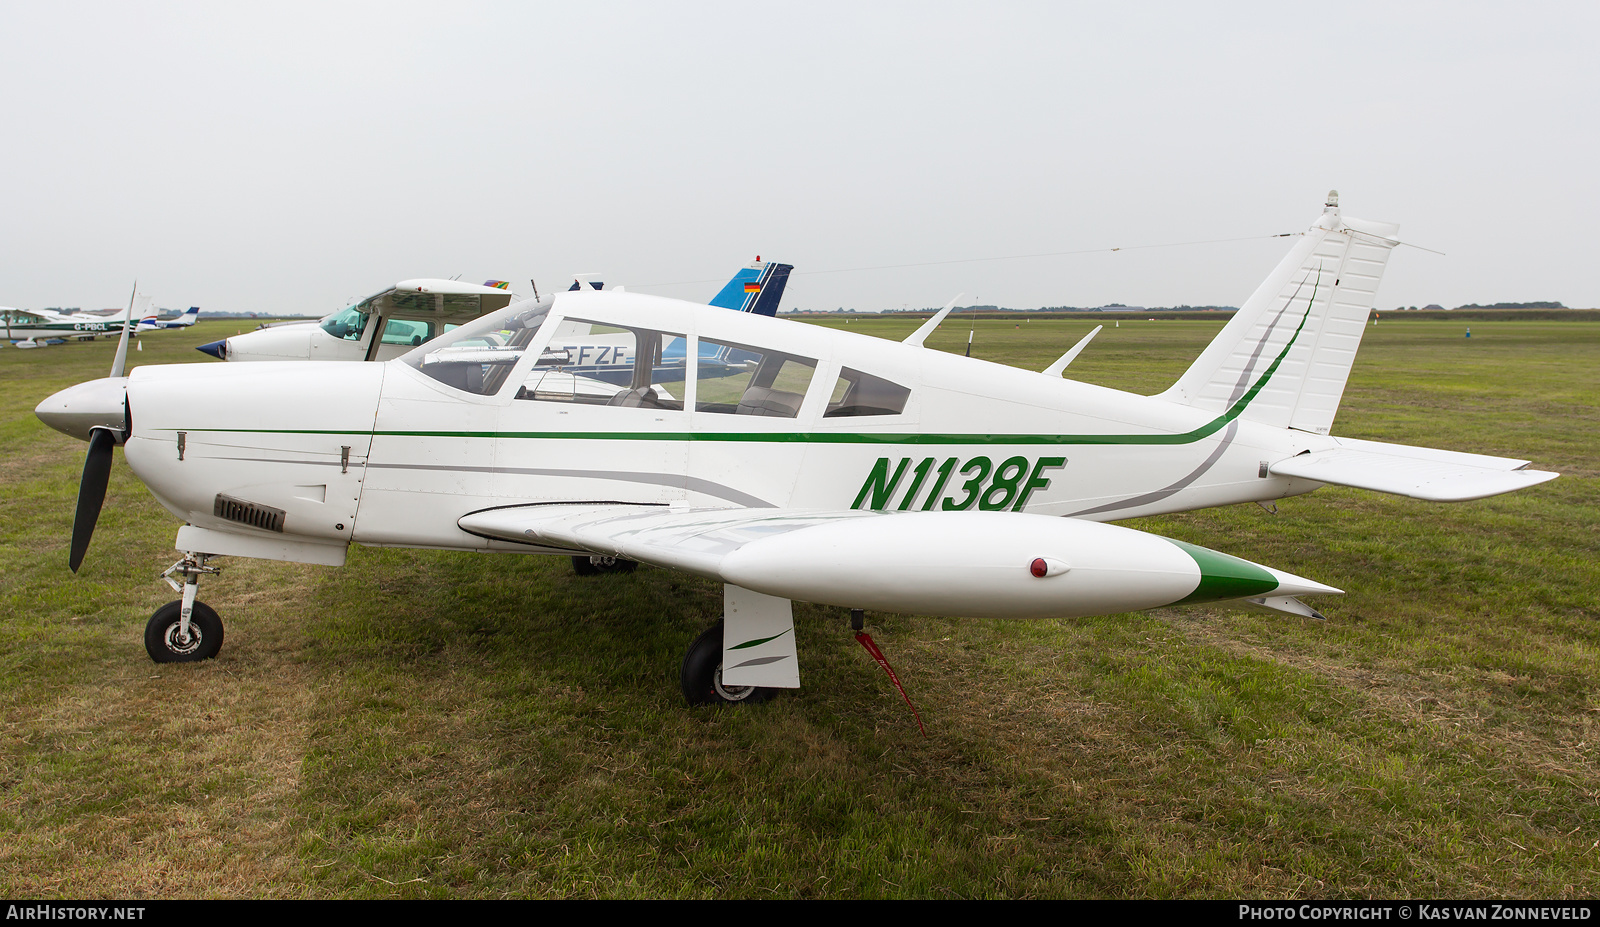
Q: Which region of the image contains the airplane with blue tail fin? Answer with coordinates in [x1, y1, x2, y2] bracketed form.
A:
[137, 306, 200, 332]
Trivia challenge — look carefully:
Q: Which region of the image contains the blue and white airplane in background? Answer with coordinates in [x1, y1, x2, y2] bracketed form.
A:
[551, 258, 793, 387]
[198, 259, 794, 370]
[137, 306, 200, 332]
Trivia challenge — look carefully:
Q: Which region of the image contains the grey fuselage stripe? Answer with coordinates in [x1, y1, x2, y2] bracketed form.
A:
[1064, 421, 1239, 518]
[1228, 269, 1317, 405]
[363, 462, 776, 508]
[212, 456, 775, 508]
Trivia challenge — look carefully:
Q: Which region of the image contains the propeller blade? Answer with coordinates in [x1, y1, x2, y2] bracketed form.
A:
[69, 428, 116, 573]
[109, 281, 136, 379]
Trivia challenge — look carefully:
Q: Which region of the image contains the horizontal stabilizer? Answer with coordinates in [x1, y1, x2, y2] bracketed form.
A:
[1270, 437, 1559, 501]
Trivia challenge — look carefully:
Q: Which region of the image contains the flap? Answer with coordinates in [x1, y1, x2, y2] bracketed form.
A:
[457, 503, 876, 580]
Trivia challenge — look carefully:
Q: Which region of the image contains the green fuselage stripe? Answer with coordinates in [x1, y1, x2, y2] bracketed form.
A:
[162, 277, 1319, 447]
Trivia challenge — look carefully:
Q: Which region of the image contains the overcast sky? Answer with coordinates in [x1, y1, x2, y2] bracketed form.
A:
[2, 1, 1595, 314]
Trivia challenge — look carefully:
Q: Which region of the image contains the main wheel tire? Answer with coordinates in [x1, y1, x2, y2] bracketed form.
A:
[680, 620, 775, 706]
[571, 555, 637, 576]
[145, 600, 224, 663]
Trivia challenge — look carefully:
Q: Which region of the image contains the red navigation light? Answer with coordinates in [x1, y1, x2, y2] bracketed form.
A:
[1030, 558, 1048, 578]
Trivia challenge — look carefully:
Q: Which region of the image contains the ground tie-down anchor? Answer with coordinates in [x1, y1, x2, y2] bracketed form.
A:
[850, 609, 927, 738]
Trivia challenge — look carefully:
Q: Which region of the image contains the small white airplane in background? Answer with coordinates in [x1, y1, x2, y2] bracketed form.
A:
[35, 194, 1557, 707]
[196, 279, 519, 363]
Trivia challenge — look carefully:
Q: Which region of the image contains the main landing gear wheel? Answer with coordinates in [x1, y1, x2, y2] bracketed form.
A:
[571, 555, 638, 576]
[680, 620, 775, 706]
[145, 600, 224, 663]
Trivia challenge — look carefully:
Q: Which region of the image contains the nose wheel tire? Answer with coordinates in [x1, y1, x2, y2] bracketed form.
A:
[571, 555, 638, 576]
[680, 620, 775, 706]
[145, 600, 224, 663]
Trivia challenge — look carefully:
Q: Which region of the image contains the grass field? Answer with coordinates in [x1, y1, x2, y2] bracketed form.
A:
[1, 316, 1596, 898]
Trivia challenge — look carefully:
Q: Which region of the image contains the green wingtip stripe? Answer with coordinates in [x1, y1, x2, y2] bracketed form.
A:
[729, 629, 793, 650]
[1166, 538, 1281, 605]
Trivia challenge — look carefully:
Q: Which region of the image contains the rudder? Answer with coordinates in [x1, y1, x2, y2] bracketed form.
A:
[1158, 192, 1399, 435]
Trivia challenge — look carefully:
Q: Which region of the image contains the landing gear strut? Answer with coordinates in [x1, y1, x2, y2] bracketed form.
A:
[147, 553, 224, 663]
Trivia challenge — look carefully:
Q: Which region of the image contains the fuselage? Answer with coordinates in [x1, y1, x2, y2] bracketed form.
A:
[121, 290, 1336, 562]
[3, 307, 136, 342]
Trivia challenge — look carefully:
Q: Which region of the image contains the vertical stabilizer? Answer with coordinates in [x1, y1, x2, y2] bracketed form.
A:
[1157, 193, 1399, 435]
[708, 259, 793, 316]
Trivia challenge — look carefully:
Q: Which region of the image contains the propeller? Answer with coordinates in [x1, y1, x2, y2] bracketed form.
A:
[70, 428, 116, 572]
[48, 282, 137, 572]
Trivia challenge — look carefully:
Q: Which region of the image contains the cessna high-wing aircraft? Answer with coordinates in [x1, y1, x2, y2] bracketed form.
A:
[196, 279, 519, 363]
[4, 306, 138, 347]
[6, 298, 197, 348]
[35, 194, 1558, 706]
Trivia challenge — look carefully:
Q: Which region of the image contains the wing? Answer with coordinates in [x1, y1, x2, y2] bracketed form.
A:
[1270, 437, 1559, 502]
[457, 503, 1340, 621]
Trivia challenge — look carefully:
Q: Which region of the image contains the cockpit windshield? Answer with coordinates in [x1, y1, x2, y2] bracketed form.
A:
[401, 296, 555, 395]
[319, 303, 372, 341]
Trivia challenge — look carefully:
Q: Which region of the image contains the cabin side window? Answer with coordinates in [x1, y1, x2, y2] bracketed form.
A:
[380, 318, 433, 347]
[823, 367, 911, 417]
[695, 340, 817, 418]
[516, 318, 687, 410]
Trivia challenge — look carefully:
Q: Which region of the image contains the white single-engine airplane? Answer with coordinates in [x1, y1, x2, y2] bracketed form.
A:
[35, 194, 1558, 705]
[196, 279, 520, 363]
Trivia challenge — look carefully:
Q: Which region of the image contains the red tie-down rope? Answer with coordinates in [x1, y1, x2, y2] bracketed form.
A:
[855, 632, 927, 738]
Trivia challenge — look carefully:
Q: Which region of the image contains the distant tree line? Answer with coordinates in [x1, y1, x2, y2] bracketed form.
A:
[1452, 301, 1565, 310]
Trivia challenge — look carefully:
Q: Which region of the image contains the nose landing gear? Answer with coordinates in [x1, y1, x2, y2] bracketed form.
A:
[147, 553, 224, 663]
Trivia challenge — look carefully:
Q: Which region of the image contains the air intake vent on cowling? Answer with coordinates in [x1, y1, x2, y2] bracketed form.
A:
[214, 494, 286, 533]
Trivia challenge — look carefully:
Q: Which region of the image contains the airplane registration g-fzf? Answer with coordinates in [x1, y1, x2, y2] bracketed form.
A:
[35, 193, 1558, 705]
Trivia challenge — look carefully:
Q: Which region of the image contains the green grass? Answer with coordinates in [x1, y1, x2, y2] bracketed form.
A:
[1, 317, 1596, 898]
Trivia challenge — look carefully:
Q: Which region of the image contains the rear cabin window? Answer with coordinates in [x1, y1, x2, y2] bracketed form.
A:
[824, 367, 911, 417]
[695, 340, 817, 418]
[381, 318, 433, 346]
